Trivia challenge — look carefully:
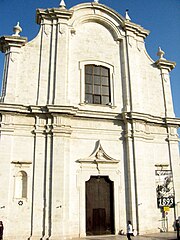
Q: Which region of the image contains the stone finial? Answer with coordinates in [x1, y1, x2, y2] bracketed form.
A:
[59, 0, 66, 8]
[94, 0, 99, 3]
[157, 47, 165, 59]
[125, 9, 131, 21]
[12, 22, 22, 37]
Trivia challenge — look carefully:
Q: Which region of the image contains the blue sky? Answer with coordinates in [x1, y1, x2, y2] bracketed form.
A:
[0, 0, 180, 117]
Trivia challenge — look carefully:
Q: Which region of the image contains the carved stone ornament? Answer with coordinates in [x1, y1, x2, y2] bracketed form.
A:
[76, 140, 119, 164]
[125, 9, 131, 21]
[157, 47, 165, 59]
[12, 22, 22, 37]
[59, 0, 66, 8]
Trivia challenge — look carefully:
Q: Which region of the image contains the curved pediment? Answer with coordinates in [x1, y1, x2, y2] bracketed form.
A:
[77, 140, 119, 164]
[69, 3, 125, 41]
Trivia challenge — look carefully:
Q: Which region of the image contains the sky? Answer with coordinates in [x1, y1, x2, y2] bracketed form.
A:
[0, 0, 180, 117]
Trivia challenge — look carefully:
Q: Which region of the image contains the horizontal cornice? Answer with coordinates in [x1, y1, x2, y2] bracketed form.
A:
[0, 103, 180, 127]
[155, 58, 176, 72]
[0, 36, 27, 53]
[123, 112, 180, 126]
[0, 103, 29, 113]
[122, 20, 150, 39]
[36, 8, 73, 24]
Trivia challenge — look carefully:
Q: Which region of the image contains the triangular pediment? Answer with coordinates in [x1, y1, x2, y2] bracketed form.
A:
[77, 140, 119, 164]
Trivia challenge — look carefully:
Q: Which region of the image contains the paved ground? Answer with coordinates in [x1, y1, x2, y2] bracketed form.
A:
[72, 232, 178, 240]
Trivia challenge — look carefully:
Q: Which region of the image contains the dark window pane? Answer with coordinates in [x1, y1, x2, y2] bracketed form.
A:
[94, 75, 101, 85]
[85, 74, 93, 84]
[85, 65, 93, 74]
[85, 94, 93, 103]
[102, 86, 109, 95]
[101, 67, 109, 76]
[93, 95, 101, 104]
[102, 96, 110, 105]
[85, 84, 93, 94]
[102, 76, 109, 85]
[94, 85, 101, 94]
[94, 66, 101, 75]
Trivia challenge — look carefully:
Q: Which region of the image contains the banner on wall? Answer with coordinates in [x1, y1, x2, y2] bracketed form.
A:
[155, 170, 175, 208]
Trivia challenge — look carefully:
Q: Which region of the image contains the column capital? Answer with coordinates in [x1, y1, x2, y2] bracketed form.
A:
[0, 35, 27, 53]
[155, 58, 176, 72]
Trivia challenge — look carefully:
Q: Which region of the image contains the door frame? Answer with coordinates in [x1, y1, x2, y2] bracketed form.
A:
[77, 165, 121, 237]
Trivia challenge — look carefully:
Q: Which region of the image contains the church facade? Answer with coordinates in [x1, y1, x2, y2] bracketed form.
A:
[0, 1, 180, 239]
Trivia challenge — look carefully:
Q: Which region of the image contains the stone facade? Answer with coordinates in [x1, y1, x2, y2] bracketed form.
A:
[0, 2, 180, 240]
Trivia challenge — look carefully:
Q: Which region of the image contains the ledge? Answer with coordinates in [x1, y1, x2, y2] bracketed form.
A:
[0, 35, 27, 53]
[122, 20, 150, 39]
[155, 58, 176, 72]
[36, 8, 73, 24]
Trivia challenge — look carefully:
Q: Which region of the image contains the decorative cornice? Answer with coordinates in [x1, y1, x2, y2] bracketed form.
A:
[46, 105, 78, 115]
[0, 103, 29, 113]
[0, 36, 27, 53]
[70, 3, 125, 23]
[0, 104, 179, 128]
[36, 8, 73, 24]
[155, 58, 176, 72]
[122, 20, 150, 39]
[165, 117, 180, 126]
[122, 112, 180, 127]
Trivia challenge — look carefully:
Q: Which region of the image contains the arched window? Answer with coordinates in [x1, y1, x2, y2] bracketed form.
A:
[14, 171, 28, 198]
[85, 64, 111, 105]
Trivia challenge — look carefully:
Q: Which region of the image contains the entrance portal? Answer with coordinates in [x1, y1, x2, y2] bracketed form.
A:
[86, 176, 115, 235]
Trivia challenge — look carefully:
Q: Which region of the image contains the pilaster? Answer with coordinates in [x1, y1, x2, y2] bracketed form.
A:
[0, 36, 27, 102]
[30, 116, 47, 239]
[0, 113, 14, 225]
[36, 7, 73, 105]
[155, 48, 176, 118]
[122, 113, 139, 231]
[50, 115, 72, 238]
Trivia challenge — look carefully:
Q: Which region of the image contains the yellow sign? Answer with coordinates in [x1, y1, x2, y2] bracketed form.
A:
[164, 206, 170, 212]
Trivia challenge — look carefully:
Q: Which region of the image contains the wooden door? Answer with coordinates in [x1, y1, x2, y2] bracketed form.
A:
[86, 176, 114, 235]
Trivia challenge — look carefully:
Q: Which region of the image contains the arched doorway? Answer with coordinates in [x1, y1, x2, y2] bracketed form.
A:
[86, 176, 115, 235]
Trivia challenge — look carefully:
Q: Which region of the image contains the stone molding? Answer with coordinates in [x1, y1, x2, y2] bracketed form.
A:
[122, 20, 150, 39]
[36, 8, 73, 24]
[0, 36, 27, 53]
[155, 58, 176, 72]
[77, 140, 120, 165]
[0, 104, 180, 127]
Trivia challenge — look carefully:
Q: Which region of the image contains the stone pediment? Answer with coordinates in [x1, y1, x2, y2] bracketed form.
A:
[77, 140, 119, 164]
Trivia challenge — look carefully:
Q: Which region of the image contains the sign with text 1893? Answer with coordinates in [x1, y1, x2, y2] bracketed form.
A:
[155, 170, 175, 208]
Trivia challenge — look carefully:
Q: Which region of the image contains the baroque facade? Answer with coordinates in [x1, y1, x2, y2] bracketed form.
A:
[0, 1, 180, 239]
